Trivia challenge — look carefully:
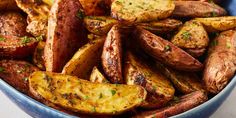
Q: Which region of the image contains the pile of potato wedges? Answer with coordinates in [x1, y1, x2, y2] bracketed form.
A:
[0, 0, 236, 117]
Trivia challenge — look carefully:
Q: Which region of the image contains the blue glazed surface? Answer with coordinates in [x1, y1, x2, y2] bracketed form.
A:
[0, 1, 236, 118]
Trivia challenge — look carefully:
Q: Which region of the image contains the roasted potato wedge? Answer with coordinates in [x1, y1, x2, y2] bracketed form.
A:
[173, 1, 227, 18]
[29, 71, 147, 115]
[102, 25, 123, 84]
[203, 30, 236, 94]
[195, 16, 236, 32]
[134, 91, 208, 118]
[155, 62, 205, 94]
[15, 0, 50, 37]
[137, 19, 183, 35]
[0, 12, 28, 37]
[33, 41, 45, 70]
[90, 66, 109, 83]
[171, 20, 209, 57]
[84, 16, 118, 36]
[185, 48, 206, 58]
[0, 60, 39, 94]
[124, 52, 175, 109]
[133, 27, 203, 71]
[111, 0, 175, 23]
[62, 37, 105, 79]
[0, 0, 19, 11]
[79, 0, 111, 16]
[44, 0, 87, 72]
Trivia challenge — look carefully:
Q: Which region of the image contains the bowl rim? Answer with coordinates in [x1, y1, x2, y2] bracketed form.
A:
[0, 75, 236, 118]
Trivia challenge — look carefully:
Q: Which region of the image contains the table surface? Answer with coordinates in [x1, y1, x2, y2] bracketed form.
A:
[0, 89, 235, 118]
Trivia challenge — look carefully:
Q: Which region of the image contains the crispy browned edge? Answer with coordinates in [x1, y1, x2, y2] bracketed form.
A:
[134, 91, 208, 118]
[102, 25, 123, 84]
[133, 27, 203, 71]
[44, 0, 87, 72]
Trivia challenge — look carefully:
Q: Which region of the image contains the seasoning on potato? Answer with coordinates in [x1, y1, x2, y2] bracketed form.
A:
[203, 30, 236, 94]
[171, 20, 209, 57]
[44, 0, 87, 72]
[102, 25, 123, 84]
[195, 16, 236, 32]
[173, 1, 227, 18]
[90, 66, 110, 83]
[0, 60, 39, 94]
[62, 37, 105, 80]
[133, 27, 203, 71]
[111, 0, 175, 23]
[134, 91, 208, 118]
[29, 71, 147, 115]
[124, 52, 175, 109]
[33, 41, 46, 70]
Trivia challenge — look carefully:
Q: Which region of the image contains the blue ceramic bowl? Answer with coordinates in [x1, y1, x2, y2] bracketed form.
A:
[1, 1, 236, 118]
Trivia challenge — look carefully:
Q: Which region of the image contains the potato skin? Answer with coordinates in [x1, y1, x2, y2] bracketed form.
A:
[203, 30, 236, 94]
[102, 25, 123, 84]
[195, 16, 236, 32]
[124, 52, 175, 109]
[133, 27, 203, 71]
[0, 12, 28, 37]
[111, 0, 175, 23]
[134, 91, 208, 118]
[0, 60, 39, 94]
[44, 0, 87, 72]
[79, 0, 111, 16]
[29, 71, 147, 115]
[173, 1, 227, 18]
[171, 20, 209, 57]
[0, 0, 19, 11]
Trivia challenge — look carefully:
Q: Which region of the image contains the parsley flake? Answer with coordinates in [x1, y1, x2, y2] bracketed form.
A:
[0, 37, 5, 41]
[164, 45, 171, 52]
[182, 31, 191, 40]
[111, 90, 116, 96]
[76, 10, 85, 19]
[0, 67, 4, 72]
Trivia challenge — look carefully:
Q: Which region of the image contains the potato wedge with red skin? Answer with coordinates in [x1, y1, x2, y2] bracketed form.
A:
[44, 0, 87, 72]
[173, 1, 227, 18]
[0, 35, 38, 58]
[203, 30, 236, 94]
[102, 25, 123, 84]
[133, 27, 203, 71]
[0, 0, 19, 11]
[0, 60, 39, 94]
[134, 91, 208, 118]
[124, 52, 175, 109]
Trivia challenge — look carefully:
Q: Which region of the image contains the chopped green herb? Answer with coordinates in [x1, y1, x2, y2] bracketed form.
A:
[0, 67, 4, 72]
[164, 45, 171, 52]
[21, 36, 34, 45]
[226, 41, 231, 49]
[76, 10, 85, 19]
[22, 77, 28, 82]
[36, 35, 44, 41]
[92, 106, 96, 112]
[84, 95, 89, 100]
[182, 31, 191, 40]
[211, 11, 217, 17]
[111, 90, 116, 96]
[211, 40, 218, 46]
[0, 37, 5, 41]
[99, 93, 103, 99]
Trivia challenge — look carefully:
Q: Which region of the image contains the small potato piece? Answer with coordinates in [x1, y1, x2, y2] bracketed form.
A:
[0, 0, 19, 10]
[44, 0, 87, 72]
[134, 91, 208, 118]
[111, 0, 175, 23]
[0, 12, 28, 37]
[155, 62, 205, 94]
[29, 71, 147, 115]
[62, 38, 105, 79]
[0, 60, 39, 94]
[0, 35, 38, 58]
[173, 1, 227, 18]
[84, 16, 118, 35]
[137, 19, 183, 35]
[124, 52, 175, 109]
[33, 41, 46, 70]
[195, 16, 236, 32]
[203, 30, 236, 94]
[133, 28, 203, 71]
[90, 66, 109, 83]
[171, 20, 209, 57]
[79, 0, 111, 16]
[102, 25, 123, 84]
